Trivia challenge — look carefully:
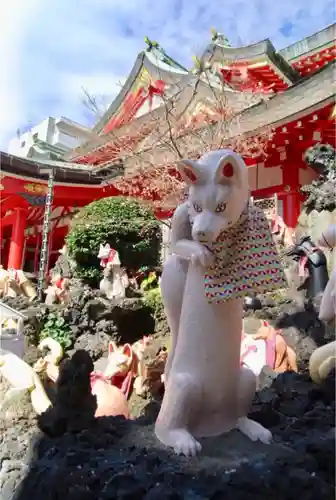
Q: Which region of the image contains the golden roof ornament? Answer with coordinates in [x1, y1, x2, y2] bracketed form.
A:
[144, 36, 160, 51]
[210, 28, 231, 47]
[210, 28, 219, 42]
[144, 36, 187, 71]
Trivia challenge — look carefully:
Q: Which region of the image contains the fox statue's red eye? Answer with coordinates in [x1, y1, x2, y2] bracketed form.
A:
[215, 202, 227, 213]
[193, 203, 202, 213]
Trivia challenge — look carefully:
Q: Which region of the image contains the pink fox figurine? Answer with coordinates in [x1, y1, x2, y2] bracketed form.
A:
[241, 321, 298, 375]
[155, 149, 286, 456]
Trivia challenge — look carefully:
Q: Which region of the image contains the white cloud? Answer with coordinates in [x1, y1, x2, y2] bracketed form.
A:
[0, 0, 333, 149]
[0, 0, 42, 143]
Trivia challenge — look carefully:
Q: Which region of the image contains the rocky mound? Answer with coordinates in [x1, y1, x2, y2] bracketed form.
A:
[2, 289, 335, 499]
[3, 291, 161, 358]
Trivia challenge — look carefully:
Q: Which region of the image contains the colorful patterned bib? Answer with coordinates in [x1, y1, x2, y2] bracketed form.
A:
[204, 203, 287, 303]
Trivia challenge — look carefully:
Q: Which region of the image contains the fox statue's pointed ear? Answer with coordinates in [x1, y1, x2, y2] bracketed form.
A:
[177, 159, 202, 185]
[108, 341, 118, 355]
[214, 153, 245, 186]
[122, 343, 132, 358]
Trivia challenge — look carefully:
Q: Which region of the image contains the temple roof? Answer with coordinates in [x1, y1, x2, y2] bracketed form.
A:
[215, 62, 334, 138]
[279, 24, 336, 77]
[202, 34, 300, 89]
[201, 24, 335, 86]
[70, 57, 335, 168]
[93, 38, 188, 135]
[69, 25, 335, 164]
[0, 153, 121, 225]
[0, 152, 122, 185]
[74, 26, 333, 147]
[121, 62, 335, 168]
[2, 29, 334, 217]
[279, 24, 335, 62]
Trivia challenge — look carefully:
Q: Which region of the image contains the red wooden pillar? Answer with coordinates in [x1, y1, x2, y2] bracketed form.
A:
[282, 191, 301, 228]
[282, 160, 301, 229]
[8, 208, 28, 269]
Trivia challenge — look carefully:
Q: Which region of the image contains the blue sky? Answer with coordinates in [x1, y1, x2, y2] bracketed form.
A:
[0, 0, 334, 148]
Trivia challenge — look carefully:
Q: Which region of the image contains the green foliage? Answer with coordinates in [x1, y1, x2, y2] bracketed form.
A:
[66, 197, 162, 283]
[40, 313, 74, 350]
[142, 287, 164, 319]
[140, 271, 159, 292]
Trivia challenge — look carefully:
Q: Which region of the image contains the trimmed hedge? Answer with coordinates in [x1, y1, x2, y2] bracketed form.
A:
[66, 197, 162, 283]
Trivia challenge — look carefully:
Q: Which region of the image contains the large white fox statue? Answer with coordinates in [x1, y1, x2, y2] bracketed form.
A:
[155, 149, 287, 456]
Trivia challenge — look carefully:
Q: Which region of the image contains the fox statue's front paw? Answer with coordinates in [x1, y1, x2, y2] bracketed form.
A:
[156, 427, 202, 457]
[236, 417, 272, 444]
[190, 243, 215, 267]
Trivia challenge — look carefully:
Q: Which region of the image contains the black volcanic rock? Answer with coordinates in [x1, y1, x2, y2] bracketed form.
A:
[10, 288, 158, 360]
[8, 370, 335, 500]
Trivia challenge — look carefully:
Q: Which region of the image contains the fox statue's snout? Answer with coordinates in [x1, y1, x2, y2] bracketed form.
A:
[192, 212, 229, 243]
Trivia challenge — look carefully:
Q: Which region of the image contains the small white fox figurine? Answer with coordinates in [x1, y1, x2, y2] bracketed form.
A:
[97, 244, 128, 299]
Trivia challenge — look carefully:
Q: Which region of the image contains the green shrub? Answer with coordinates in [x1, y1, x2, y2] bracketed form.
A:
[140, 271, 159, 292]
[40, 313, 74, 350]
[66, 197, 162, 283]
[142, 287, 164, 319]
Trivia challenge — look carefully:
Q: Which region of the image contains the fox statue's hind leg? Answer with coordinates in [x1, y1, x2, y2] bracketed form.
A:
[236, 366, 272, 444]
[160, 255, 188, 382]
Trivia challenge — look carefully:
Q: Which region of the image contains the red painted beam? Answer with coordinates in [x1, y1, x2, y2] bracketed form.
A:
[251, 184, 285, 199]
[1, 176, 112, 201]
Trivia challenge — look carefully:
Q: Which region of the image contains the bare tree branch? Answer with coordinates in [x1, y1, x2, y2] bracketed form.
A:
[81, 87, 110, 121]
[75, 59, 274, 213]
